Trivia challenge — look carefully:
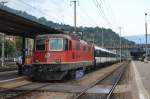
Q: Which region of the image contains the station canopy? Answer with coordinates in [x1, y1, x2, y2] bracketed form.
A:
[0, 8, 63, 38]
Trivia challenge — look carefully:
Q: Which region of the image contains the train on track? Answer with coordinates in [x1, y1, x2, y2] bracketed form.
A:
[24, 34, 122, 80]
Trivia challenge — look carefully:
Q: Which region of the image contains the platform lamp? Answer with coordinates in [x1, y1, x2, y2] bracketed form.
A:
[145, 13, 148, 62]
[119, 27, 122, 63]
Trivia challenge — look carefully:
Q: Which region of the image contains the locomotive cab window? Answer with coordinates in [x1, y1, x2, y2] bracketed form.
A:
[36, 39, 45, 51]
[49, 38, 68, 51]
[49, 38, 63, 51]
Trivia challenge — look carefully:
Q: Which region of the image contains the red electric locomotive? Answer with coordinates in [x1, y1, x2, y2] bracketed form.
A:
[32, 34, 94, 80]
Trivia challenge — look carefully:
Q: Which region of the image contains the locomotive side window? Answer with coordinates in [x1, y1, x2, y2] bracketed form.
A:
[69, 40, 72, 50]
[49, 38, 63, 51]
[63, 39, 68, 50]
[36, 39, 45, 51]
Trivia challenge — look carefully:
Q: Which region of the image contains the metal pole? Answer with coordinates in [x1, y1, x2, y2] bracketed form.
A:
[139, 38, 141, 44]
[139, 38, 141, 48]
[145, 13, 148, 61]
[119, 27, 122, 63]
[101, 28, 104, 47]
[26, 38, 29, 56]
[1, 33, 4, 67]
[93, 32, 95, 44]
[22, 37, 26, 65]
[81, 31, 83, 40]
[74, 0, 76, 33]
[71, 0, 78, 34]
[0, 1, 7, 67]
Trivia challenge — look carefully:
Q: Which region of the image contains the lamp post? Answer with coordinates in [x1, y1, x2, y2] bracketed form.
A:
[145, 13, 148, 62]
[139, 38, 141, 48]
[119, 27, 122, 63]
[139, 38, 141, 44]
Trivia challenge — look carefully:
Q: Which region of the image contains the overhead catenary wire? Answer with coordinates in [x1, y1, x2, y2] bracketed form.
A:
[15, 0, 96, 30]
[93, 0, 111, 27]
[15, 0, 63, 23]
[77, 7, 98, 27]
[79, 4, 100, 27]
[92, 0, 120, 47]
[50, 0, 73, 24]
[15, 0, 110, 28]
[13, 0, 116, 32]
[102, 0, 117, 26]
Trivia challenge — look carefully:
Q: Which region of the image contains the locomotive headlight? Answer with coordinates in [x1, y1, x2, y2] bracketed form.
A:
[45, 53, 50, 59]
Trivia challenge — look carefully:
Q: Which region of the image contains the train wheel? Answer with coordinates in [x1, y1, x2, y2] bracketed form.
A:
[68, 70, 76, 79]
[75, 68, 85, 80]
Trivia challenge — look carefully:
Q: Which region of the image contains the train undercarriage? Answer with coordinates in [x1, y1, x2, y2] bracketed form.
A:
[24, 60, 119, 81]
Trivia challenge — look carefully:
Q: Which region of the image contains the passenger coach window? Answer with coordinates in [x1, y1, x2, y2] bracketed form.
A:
[36, 39, 45, 51]
[49, 38, 63, 51]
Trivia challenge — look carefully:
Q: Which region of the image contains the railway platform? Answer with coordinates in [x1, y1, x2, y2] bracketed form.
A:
[132, 61, 150, 99]
[0, 70, 20, 81]
[0, 62, 17, 72]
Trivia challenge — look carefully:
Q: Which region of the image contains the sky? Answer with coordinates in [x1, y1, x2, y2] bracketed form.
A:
[4, 0, 150, 36]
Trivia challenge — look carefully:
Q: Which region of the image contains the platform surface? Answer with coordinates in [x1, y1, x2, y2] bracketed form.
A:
[132, 61, 150, 98]
[0, 70, 19, 81]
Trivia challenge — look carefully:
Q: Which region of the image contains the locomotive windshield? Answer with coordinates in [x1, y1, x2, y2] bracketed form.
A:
[49, 38, 68, 51]
[36, 39, 45, 51]
[49, 38, 63, 51]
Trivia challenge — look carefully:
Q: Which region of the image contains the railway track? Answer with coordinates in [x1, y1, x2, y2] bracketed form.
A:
[0, 62, 17, 72]
[72, 61, 129, 99]
[0, 62, 129, 99]
[0, 82, 51, 99]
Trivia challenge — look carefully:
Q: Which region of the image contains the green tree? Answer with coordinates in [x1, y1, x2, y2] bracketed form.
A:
[15, 36, 23, 54]
[0, 37, 17, 57]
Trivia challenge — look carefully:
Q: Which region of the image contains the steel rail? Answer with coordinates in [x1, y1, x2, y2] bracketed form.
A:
[0, 76, 27, 84]
[0, 81, 50, 99]
[106, 62, 129, 99]
[9, 83, 50, 99]
[72, 62, 128, 99]
[0, 79, 32, 93]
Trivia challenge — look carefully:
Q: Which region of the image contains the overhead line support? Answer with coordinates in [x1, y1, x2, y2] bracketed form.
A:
[71, 0, 79, 34]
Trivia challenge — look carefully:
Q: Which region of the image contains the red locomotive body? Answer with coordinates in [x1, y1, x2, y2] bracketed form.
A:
[32, 34, 94, 80]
